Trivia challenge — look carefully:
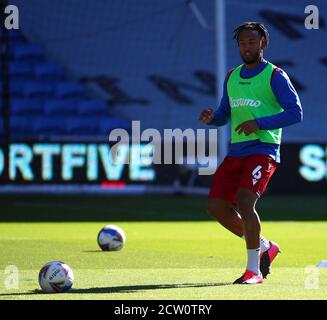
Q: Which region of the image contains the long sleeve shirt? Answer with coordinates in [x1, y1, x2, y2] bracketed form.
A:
[208, 59, 303, 163]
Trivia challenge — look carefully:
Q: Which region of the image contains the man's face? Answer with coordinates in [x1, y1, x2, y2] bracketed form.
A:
[238, 29, 265, 64]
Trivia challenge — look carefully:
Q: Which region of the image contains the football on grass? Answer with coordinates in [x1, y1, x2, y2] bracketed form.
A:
[97, 224, 126, 251]
[38, 261, 74, 293]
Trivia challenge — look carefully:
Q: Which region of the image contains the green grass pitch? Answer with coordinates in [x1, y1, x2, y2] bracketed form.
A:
[0, 195, 326, 300]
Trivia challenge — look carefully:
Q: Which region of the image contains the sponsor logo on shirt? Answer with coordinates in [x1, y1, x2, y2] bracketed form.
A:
[229, 97, 261, 109]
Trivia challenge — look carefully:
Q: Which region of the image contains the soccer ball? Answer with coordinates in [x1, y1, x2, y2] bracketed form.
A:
[38, 261, 74, 293]
[97, 224, 126, 251]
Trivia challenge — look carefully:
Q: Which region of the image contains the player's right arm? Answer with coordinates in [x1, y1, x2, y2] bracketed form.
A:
[199, 71, 231, 126]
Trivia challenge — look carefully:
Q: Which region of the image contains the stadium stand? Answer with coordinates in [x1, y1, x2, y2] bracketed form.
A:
[9, 0, 325, 143]
[34, 62, 65, 81]
[11, 98, 43, 115]
[77, 100, 108, 116]
[44, 99, 78, 116]
[2, 1, 327, 142]
[11, 43, 44, 62]
[9, 62, 34, 79]
[0, 29, 130, 139]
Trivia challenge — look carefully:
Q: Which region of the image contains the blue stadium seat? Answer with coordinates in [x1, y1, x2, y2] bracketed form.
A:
[0, 28, 130, 139]
[0, 80, 24, 96]
[54, 81, 85, 98]
[9, 62, 34, 77]
[65, 117, 99, 135]
[7, 116, 69, 137]
[2, 62, 33, 83]
[34, 62, 65, 80]
[11, 44, 44, 62]
[23, 81, 53, 98]
[10, 116, 33, 136]
[98, 118, 130, 134]
[11, 98, 44, 115]
[44, 99, 78, 115]
[77, 100, 108, 115]
[33, 116, 67, 135]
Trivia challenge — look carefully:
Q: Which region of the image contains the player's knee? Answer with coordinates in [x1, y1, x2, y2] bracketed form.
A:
[236, 198, 251, 216]
[207, 199, 229, 221]
[236, 190, 257, 218]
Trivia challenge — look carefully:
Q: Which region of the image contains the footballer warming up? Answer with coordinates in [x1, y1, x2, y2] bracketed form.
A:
[199, 22, 303, 284]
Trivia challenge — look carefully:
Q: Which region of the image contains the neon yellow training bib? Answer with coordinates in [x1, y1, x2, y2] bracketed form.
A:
[227, 62, 283, 145]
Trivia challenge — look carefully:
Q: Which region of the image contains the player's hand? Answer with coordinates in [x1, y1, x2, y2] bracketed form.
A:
[199, 108, 214, 124]
[235, 120, 260, 136]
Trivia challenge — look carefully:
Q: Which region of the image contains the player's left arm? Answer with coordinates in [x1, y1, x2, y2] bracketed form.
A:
[255, 69, 303, 130]
[235, 69, 303, 136]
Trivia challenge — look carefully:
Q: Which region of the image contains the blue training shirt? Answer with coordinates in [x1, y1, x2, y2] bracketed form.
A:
[208, 59, 303, 163]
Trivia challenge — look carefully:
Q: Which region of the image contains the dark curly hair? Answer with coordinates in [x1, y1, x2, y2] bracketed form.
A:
[233, 22, 269, 47]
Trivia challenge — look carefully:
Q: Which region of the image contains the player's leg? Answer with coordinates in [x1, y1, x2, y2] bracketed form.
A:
[208, 157, 272, 251]
[233, 155, 280, 284]
[233, 187, 264, 284]
[236, 188, 261, 249]
[207, 157, 244, 237]
[208, 198, 272, 252]
[244, 155, 281, 278]
[208, 197, 272, 256]
[207, 198, 243, 237]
